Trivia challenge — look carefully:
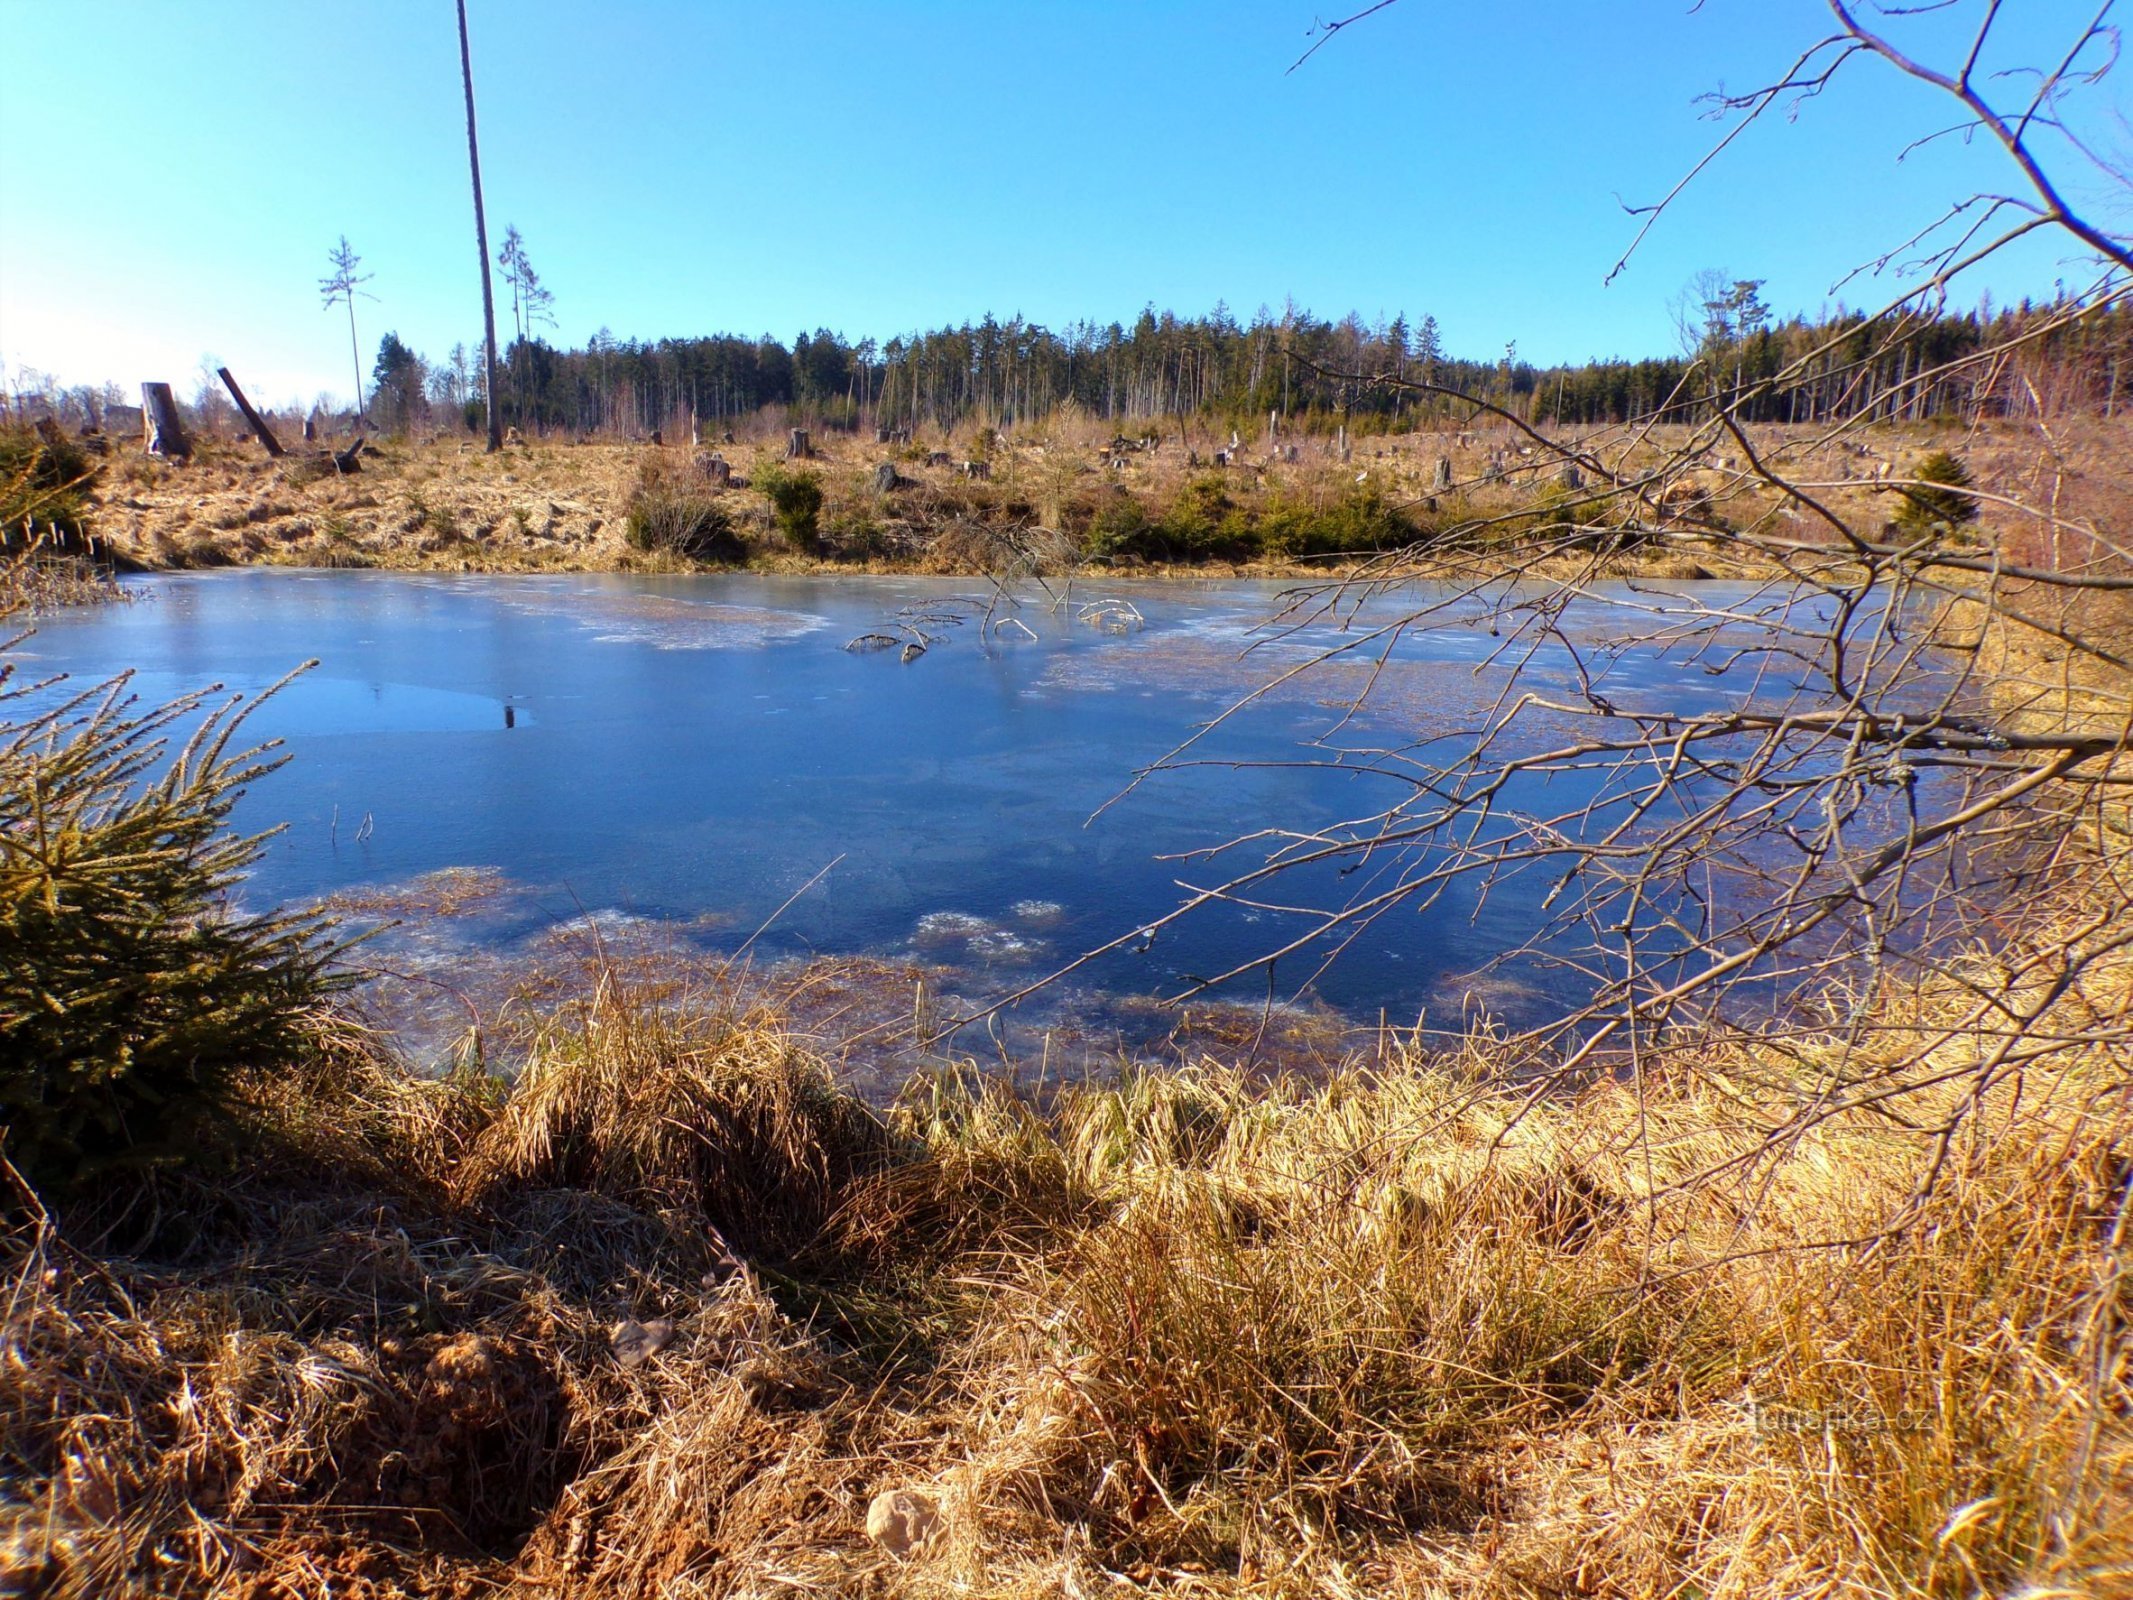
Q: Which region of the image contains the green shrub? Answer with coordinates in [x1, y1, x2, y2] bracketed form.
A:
[1084, 493, 1153, 559]
[0, 664, 345, 1194]
[755, 462, 824, 549]
[1259, 486, 1416, 559]
[1896, 449, 1979, 535]
[1529, 485, 1579, 538]
[1148, 476, 1257, 560]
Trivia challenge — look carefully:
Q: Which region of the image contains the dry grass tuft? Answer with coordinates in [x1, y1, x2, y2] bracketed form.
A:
[0, 544, 126, 618]
[454, 977, 891, 1262]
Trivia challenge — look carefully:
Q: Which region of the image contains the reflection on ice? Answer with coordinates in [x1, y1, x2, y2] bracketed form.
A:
[495, 586, 830, 649]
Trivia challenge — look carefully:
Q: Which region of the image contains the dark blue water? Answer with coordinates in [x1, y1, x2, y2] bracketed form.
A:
[11, 571, 1808, 1034]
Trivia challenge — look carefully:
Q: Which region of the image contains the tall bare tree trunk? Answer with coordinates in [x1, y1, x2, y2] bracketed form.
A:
[458, 0, 502, 454]
[345, 299, 366, 422]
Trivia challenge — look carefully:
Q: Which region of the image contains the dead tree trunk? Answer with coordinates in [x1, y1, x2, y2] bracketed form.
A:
[458, 0, 502, 454]
[217, 368, 285, 456]
[140, 383, 191, 459]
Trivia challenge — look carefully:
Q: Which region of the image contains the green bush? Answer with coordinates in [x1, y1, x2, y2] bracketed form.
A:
[755, 462, 824, 549]
[1084, 492, 1153, 558]
[0, 663, 344, 1194]
[1259, 486, 1416, 558]
[1148, 476, 1258, 560]
[1896, 449, 1979, 535]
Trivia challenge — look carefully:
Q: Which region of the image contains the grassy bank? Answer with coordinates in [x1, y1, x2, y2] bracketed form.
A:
[4, 943, 2126, 1598]
[67, 413, 2118, 583]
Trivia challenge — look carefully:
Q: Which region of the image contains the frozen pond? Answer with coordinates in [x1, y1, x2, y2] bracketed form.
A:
[13, 570, 1845, 1065]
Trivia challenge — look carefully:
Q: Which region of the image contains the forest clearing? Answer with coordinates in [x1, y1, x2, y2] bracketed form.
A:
[47, 410, 2130, 584]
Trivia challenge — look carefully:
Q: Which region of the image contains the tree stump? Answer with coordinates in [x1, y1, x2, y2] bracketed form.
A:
[787, 428, 814, 460]
[1432, 457, 1453, 491]
[871, 461, 903, 494]
[697, 452, 731, 486]
[140, 382, 191, 459]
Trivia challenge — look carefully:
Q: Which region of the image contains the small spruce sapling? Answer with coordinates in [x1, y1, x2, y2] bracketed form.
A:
[1895, 449, 1979, 536]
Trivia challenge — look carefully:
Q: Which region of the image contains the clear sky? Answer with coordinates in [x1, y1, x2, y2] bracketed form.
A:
[1, 0, 2122, 408]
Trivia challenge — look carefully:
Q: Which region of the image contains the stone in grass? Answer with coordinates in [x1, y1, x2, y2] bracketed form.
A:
[864, 1487, 941, 1556]
[610, 1318, 677, 1369]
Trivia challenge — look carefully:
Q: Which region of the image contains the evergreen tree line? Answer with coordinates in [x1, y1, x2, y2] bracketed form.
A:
[8, 289, 2125, 441]
[445, 292, 2130, 439]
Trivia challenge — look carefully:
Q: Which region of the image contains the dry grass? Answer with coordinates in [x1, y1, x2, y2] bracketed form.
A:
[79, 411, 2125, 581]
[1, 421, 127, 616]
[2, 913, 2126, 1598]
[0, 545, 126, 619]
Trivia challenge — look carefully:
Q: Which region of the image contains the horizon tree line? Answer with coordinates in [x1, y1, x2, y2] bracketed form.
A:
[5, 283, 2126, 441]
[348, 285, 2133, 441]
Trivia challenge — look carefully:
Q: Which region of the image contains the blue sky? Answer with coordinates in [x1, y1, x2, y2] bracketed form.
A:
[1, 1, 2122, 407]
